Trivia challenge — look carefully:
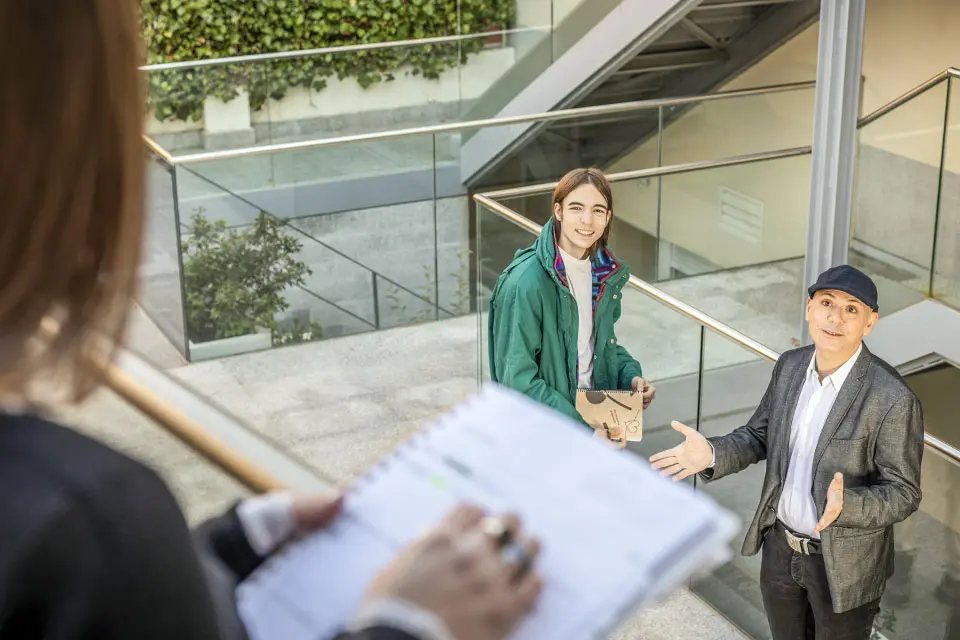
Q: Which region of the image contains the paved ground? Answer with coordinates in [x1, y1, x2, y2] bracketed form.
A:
[53, 301, 751, 639]
[52, 260, 960, 639]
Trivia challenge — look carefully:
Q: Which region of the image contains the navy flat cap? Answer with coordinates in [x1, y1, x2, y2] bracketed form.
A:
[808, 265, 879, 312]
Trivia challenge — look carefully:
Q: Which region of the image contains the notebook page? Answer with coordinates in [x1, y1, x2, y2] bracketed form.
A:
[237, 385, 738, 640]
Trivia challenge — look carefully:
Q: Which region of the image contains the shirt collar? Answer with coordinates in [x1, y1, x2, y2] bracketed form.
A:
[807, 343, 863, 390]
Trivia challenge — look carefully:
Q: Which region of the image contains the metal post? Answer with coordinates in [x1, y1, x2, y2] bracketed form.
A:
[654, 105, 664, 282]
[800, 0, 866, 344]
[693, 324, 706, 494]
[170, 165, 193, 362]
[372, 273, 380, 330]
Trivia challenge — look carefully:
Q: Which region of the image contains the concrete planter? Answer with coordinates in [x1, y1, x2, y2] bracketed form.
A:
[188, 329, 273, 362]
[201, 89, 256, 150]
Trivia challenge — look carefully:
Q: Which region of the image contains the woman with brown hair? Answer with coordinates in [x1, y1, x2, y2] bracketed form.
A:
[0, 3, 540, 639]
[488, 168, 655, 442]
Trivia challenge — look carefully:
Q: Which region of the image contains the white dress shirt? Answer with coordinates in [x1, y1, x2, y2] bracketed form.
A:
[777, 344, 862, 538]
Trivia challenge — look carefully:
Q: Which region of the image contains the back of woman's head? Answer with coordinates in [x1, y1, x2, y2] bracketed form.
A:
[0, 1, 145, 401]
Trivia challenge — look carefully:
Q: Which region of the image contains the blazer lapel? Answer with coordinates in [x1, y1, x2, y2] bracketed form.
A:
[812, 346, 870, 469]
[776, 348, 812, 482]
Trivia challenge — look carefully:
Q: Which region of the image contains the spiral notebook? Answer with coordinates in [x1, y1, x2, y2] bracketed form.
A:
[235, 385, 738, 640]
[576, 389, 644, 442]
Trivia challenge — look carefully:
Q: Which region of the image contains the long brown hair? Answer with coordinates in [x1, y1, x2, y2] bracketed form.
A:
[551, 168, 614, 254]
[0, 1, 146, 401]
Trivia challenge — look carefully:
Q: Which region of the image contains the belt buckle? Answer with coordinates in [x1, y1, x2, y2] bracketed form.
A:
[784, 528, 810, 555]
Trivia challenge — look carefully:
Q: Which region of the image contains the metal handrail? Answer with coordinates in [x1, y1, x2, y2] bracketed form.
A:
[140, 27, 548, 72]
[477, 67, 960, 200]
[37, 317, 317, 493]
[145, 135, 174, 165]
[859, 67, 960, 127]
[472, 193, 779, 362]
[482, 146, 812, 199]
[158, 81, 815, 165]
[472, 195, 960, 464]
[173, 163, 456, 320]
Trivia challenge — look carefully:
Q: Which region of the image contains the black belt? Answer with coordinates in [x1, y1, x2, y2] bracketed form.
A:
[775, 519, 822, 555]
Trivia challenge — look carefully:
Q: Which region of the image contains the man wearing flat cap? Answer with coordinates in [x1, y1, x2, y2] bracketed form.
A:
[650, 265, 924, 639]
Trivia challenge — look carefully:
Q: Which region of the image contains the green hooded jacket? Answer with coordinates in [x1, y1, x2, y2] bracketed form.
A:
[487, 218, 643, 425]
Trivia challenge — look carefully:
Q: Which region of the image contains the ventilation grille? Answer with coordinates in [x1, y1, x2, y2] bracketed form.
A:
[719, 187, 763, 245]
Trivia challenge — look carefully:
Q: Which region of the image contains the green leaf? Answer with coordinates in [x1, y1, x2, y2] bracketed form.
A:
[142, 0, 518, 122]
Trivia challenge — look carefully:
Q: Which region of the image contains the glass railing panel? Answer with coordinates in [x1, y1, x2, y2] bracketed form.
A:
[173, 168, 423, 361]
[474, 199, 702, 471]
[179, 133, 440, 218]
[851, 79, 949, 305]
[256, 40, 469, 145]
[689, 330, 775, 639]
[461, 0, 617, 133]
[493, 174, 661, 283]
[465, 108, 662, 188]
[374, 273, 455, 330]
[144, 65, 211, 155]
[877, 364, 960, 639]
[474, 201, 543, 385]
[881, 450, 960, 639]
[933, 75, 960, 309]
[655, 154, 811, 353]
[660, 85, 816, 166]
[617, 287, 702, 467]
[145, 30, 541, 156]
[140, 154, 188, 360]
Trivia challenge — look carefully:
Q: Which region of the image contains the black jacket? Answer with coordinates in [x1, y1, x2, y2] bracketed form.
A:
[0, 412, 417, 640]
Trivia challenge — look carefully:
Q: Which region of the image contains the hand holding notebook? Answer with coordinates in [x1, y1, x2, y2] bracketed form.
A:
[576, 388, 645, 446]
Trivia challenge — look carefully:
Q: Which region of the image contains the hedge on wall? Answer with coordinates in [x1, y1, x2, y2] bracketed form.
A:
[142, 0, 515, 122]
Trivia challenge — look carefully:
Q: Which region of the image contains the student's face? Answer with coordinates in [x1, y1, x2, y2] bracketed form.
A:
[805, 290, 878, 357]
[553, 184, 610, 259]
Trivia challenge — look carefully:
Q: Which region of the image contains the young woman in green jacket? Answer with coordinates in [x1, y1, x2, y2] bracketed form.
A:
[488, 168, 655, 439]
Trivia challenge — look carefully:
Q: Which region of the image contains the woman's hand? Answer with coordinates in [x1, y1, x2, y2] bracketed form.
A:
[631, 377, 656, 409]
[292, 493, 344, 532]
[236, 492, 343, 558]
[365, 506, 543, 640]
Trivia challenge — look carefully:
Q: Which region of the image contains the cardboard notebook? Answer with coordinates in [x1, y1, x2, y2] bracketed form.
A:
[576, 389, 644, 442]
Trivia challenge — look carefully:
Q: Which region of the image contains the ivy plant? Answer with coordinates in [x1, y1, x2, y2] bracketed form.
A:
[142, 0, 515, 122]
[181, 209, 312, 343]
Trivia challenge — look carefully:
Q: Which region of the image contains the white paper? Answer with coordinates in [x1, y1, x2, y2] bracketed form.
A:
[237, 385, 739, 640]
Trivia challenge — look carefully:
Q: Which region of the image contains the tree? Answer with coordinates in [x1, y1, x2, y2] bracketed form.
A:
[182, 209, 311, 343]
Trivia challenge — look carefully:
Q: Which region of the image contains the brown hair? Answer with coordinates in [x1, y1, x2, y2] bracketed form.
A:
[551, 167, 614, 254]
[0, 1, 146, 401]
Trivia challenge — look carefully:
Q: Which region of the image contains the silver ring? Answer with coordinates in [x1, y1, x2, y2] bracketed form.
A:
[499, 540, 531, 575]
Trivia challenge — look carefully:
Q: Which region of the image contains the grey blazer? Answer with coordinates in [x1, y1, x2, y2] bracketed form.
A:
[700, 344, 924, 613]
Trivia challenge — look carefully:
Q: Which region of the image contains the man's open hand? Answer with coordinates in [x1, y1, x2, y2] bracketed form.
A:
[649, 421, 713, 481]
[814, 473, 844, 534]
